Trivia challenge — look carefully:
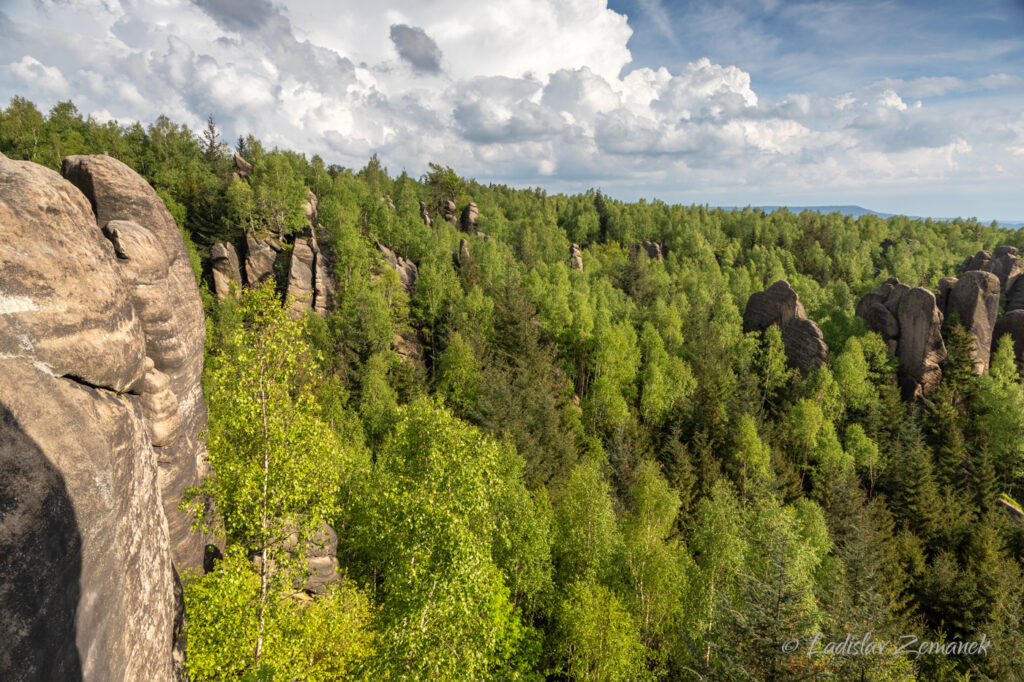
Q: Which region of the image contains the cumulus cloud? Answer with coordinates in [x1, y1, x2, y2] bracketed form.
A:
[389, 24, 442, 74]
[0, 0, 1021, 217]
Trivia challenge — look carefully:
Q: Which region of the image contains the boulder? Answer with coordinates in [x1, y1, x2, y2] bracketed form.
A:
[419, 200, 432, 227]
[210, 242, 242, 299]
[780, 317, 829, 373]
[287, 239, 316, 317]
[945, 270, 1001, 373]
[244, 235, 281, 286]
[743, 280, 827, 373]
[460, 202, 479, 232]
[570, 243, 583, 272]
[992, 310, 1024, 369]
[62, 154, 207, 570]
[233, 152, 252, 180]
[0, 153, 179, 680]
[743, 280, 806, 333]
[250, 522, 340, 595]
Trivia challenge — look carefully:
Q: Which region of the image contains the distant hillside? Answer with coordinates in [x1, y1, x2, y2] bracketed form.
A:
[728, 204, 1024, 229]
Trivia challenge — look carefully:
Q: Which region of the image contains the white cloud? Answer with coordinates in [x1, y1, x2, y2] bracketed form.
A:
[0, 0, 1021, 217]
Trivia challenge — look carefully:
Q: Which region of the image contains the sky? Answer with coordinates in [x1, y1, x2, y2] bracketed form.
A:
[1, 0, 1023, 220]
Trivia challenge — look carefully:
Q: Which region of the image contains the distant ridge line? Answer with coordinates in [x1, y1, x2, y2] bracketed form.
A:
[717, 204, 1024, 229]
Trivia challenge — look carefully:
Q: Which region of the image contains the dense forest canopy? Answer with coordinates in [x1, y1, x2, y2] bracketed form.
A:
[4, 96, 1024, 681]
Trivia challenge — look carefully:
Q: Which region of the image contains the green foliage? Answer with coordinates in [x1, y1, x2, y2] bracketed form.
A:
[8, 96, 1023, 680]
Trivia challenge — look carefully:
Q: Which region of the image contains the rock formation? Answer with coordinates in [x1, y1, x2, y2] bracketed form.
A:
[419, 200, 432, 227]
[287, 238, 317, 317]
[743, 280, 828, 373]
[458, 238, 471, 268]
[993, 310, 1024, 370]
[304, 189, 319, 230]
[210, 242, 242, 299]
[62, 154, 208, 570]
[960, 246, 1022, 291]
[244, 235, 282, 286]
[443, 199, 457, 226]
[375, 242, 418, 295]
[942, 270, 1001, 373]
[640, 240, 664, 262]
[570, 243, 584, 271]
[1, 152, 202, 680]
[233, 152, 252, 180]
[856, 278, 946, 400]
[460, 201, 479, 232]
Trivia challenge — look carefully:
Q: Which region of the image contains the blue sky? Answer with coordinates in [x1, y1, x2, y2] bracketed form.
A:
[2, 0, 1022, 220]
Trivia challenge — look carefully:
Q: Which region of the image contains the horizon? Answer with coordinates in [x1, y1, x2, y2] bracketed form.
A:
[2, 0, 1022, 220]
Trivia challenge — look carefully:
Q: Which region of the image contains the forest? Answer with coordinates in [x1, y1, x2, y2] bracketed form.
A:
[3, 96, 1024, 681]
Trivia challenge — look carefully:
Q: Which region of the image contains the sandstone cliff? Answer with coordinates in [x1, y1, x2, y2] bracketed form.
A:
[1, 152, 207, 681]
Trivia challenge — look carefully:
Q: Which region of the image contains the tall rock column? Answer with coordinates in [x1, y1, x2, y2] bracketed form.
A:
[743, 280, 828, 373]
[62, 154, 208, 570]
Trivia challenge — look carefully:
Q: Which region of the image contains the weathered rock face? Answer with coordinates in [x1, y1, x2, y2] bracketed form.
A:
[62, 154, 207, 570]
[993, 310, 1024, 369]
[287, 239, 317, 317]
[376, 242, 418, 294]
[945, 270, 1001, 373]
[244, 235, 282, 286]
[460, 201, 479, 232]
[0, 153, 180, 680]
[233, 152, 252, 180]
[443, 199, 457, 226]
[1007, 276, 1024, 314]
[300, 523, 340, 595]
[570, 243, 583, 271]
[960, 246, 1022, 292]
[210, 242, 242, 299]
[304, 189, 319, 229]
[458, 238, 471, 267]
[960, 250, 991, 273]
[641, 240, 664, 261]
[858, 279, 947, 400]
[419, 200, 432, 227]
[312, 239, 335, 317]
[743, 280, 828, 373]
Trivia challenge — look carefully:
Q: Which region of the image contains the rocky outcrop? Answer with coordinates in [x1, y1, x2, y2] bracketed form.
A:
[244, 235, 282, 286]
[570, 243, 584, 271]
[943, 270, 1001, 373]
[312, 239, 334, 317]
[743, 280, 828, 373]
[302, 523, 341, 595]
[460, 201, 479, 232]
[419, 200, 432, 227]
[857, 278, 946, 400]
[1, 152, 187, 680]
[233, 152, 252, 180]
[993, 310, 1024, 369]
[960, 246, 1022, 292]
[376, 242, 418, 294]
[443, 199, 457, 226]
[210, 242, 242, 299]
[985, 246, 1022, 291]
[458, 238, 471, 268]
[304, 189, 319, 229]
[287, 239, 317, 317]
[640, 240, 664, 261]
[960, 250, 991, 273]
[62, 154, 208, 570]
